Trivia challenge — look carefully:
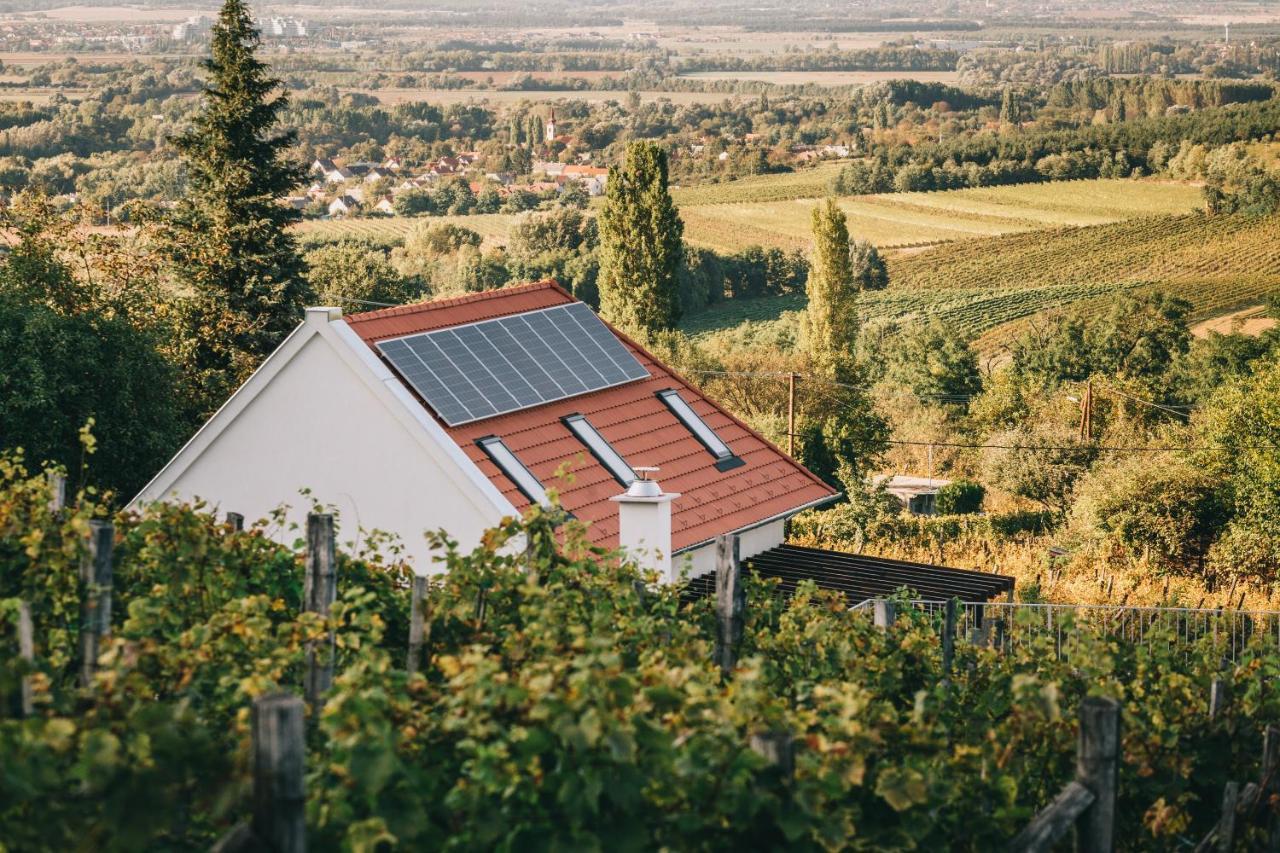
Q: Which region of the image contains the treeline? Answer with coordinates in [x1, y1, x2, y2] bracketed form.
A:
[834, 95, 1280, 194]
[674, 46, 959, 73]
[1045, 77, 1277, 117]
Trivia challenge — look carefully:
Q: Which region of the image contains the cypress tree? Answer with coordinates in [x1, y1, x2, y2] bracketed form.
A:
[802, 198, 857, 382]
[165, 0, 307, 417]
[597, 140, 684, 336]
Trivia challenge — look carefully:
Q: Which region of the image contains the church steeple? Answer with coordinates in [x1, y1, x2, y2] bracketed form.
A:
[545, 108, 557, 142]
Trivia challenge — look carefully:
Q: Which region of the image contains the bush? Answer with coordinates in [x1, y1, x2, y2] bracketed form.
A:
[935, 479, 985, 515]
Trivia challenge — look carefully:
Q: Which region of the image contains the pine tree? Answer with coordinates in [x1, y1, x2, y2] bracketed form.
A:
[165, 0, 307, 417]
[802, 198, 857, 382]
[597, 141, 684, 336]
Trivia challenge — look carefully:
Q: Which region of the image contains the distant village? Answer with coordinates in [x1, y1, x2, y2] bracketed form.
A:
[301, 111, 611, 219]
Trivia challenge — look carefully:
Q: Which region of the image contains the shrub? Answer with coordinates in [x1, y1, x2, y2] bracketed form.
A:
[935, 479, 985, 515]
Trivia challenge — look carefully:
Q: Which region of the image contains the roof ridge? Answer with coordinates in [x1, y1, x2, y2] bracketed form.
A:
[343, 279, 568, 325]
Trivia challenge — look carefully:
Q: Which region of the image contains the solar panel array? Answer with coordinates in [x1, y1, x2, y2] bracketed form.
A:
[376, 302, 649, 426]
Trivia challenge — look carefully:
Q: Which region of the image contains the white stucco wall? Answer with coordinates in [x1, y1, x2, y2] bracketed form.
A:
[676, 517, 787, 580]
[134, 318, 513, 571]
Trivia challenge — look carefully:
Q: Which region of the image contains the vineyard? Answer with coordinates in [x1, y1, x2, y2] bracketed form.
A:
[886, 212, 1280, 352]
[683, 212, 1280, 350]
[4, 459, 1280, 849]
[682, 281, 1147, 344]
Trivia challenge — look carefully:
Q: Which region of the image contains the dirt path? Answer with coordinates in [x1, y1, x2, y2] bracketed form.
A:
[1191, 304, 1276, 338]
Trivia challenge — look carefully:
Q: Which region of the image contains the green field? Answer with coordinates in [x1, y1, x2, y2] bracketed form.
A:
[296, 178, 1205, 257]
[681, 212, 1280, 354]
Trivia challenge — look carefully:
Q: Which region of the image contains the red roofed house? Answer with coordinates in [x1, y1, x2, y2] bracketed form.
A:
[132, 281, 838, 580]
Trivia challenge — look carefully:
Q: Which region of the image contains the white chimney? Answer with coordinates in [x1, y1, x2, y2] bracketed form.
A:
[611, 467, 680, 583]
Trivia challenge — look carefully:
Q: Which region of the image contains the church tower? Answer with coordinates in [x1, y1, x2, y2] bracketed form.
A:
[545, 109, 557, 142]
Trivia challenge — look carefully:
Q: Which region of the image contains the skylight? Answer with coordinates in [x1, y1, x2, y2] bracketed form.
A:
[562, 414, 635, 486]
[477, 436, 549, 506]
[657, 389, 744, 472]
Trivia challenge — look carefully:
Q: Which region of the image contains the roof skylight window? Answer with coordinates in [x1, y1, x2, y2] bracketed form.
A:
[477, 436, 549, 506]
[562, 414, 636, 486]
[657, 389, 745, 472]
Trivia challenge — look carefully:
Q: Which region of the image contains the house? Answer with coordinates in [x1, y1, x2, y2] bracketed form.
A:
[561, 165, 609, 196]
[373, 196, 396, 215]
[364, 167, 393, 183]
[327, 195, 360, 217]
[132, 282, 838, 577]
[134, 282, 1013, 602]
[878, 475, 952, 516]
[382, 157, 403, 172]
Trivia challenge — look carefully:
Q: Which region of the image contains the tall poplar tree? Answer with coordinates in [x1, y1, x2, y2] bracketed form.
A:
[166, 0, 307, 417]
[798, 198, 887, 495]
[597, 141, 683, 337]
[803, 198, 858, 382]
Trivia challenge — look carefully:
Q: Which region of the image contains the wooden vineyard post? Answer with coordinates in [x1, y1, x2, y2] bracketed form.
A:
[212, 694, 307, 853]
[407, 574, 429, 675]
[304, 513, 337, 712]
[991, 617, 1007, 653]
[749, 731, 795, 778]
[714, 534, 744, 680]
[874, 600, 896, 630]
[1264, 726, 1280, 849]
[47, 471, 66, 514]
[17, 601, 34, 717]
[252, 692, 306, 853]
[1209, 677, 1229, 722]
[1009, 696, 1120, 852]
[1076, 696, 1120, 853]
[1214, 781, 1239, 853]
[942, 599, 957, 678]
[79, 521, 114, 688]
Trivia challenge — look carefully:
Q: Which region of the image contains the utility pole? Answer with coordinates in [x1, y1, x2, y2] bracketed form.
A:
[787, 372, 797, 456]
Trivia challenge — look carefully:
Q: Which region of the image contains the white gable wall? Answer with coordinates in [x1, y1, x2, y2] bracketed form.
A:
[134, 311, 516, 571]
[676, 517, 787, 580]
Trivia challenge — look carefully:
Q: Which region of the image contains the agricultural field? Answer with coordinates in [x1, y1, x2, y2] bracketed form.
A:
[682, 212, 1280, 355]
[340, 87, 745, 107]
[294, 212, 518, 248]
[299, 177, 1203, 254]
[679, 179, 1204, 253]
[670, 162, 849, 205]
[676, 70, 962, 85]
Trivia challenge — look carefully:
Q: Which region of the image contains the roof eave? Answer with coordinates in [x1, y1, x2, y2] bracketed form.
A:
[673, 491, 841, 556]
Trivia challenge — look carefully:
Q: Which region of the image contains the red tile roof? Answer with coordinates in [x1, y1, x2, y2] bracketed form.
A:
[344, 281, 837, 552]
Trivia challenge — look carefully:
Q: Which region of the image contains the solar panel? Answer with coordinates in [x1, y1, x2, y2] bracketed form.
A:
[377, 302, 649, 426]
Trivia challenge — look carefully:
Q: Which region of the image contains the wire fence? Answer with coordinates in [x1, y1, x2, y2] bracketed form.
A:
[849, 599, 1280, 662]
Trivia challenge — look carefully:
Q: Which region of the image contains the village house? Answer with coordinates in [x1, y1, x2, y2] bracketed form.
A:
[877, 475, 952, 516]
[133, 282, 1013, 604]
[373, 196, 396, 215]
[327, 195, 360, 217]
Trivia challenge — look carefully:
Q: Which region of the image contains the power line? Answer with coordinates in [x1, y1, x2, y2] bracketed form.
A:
[886, 439, 1280, 453]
